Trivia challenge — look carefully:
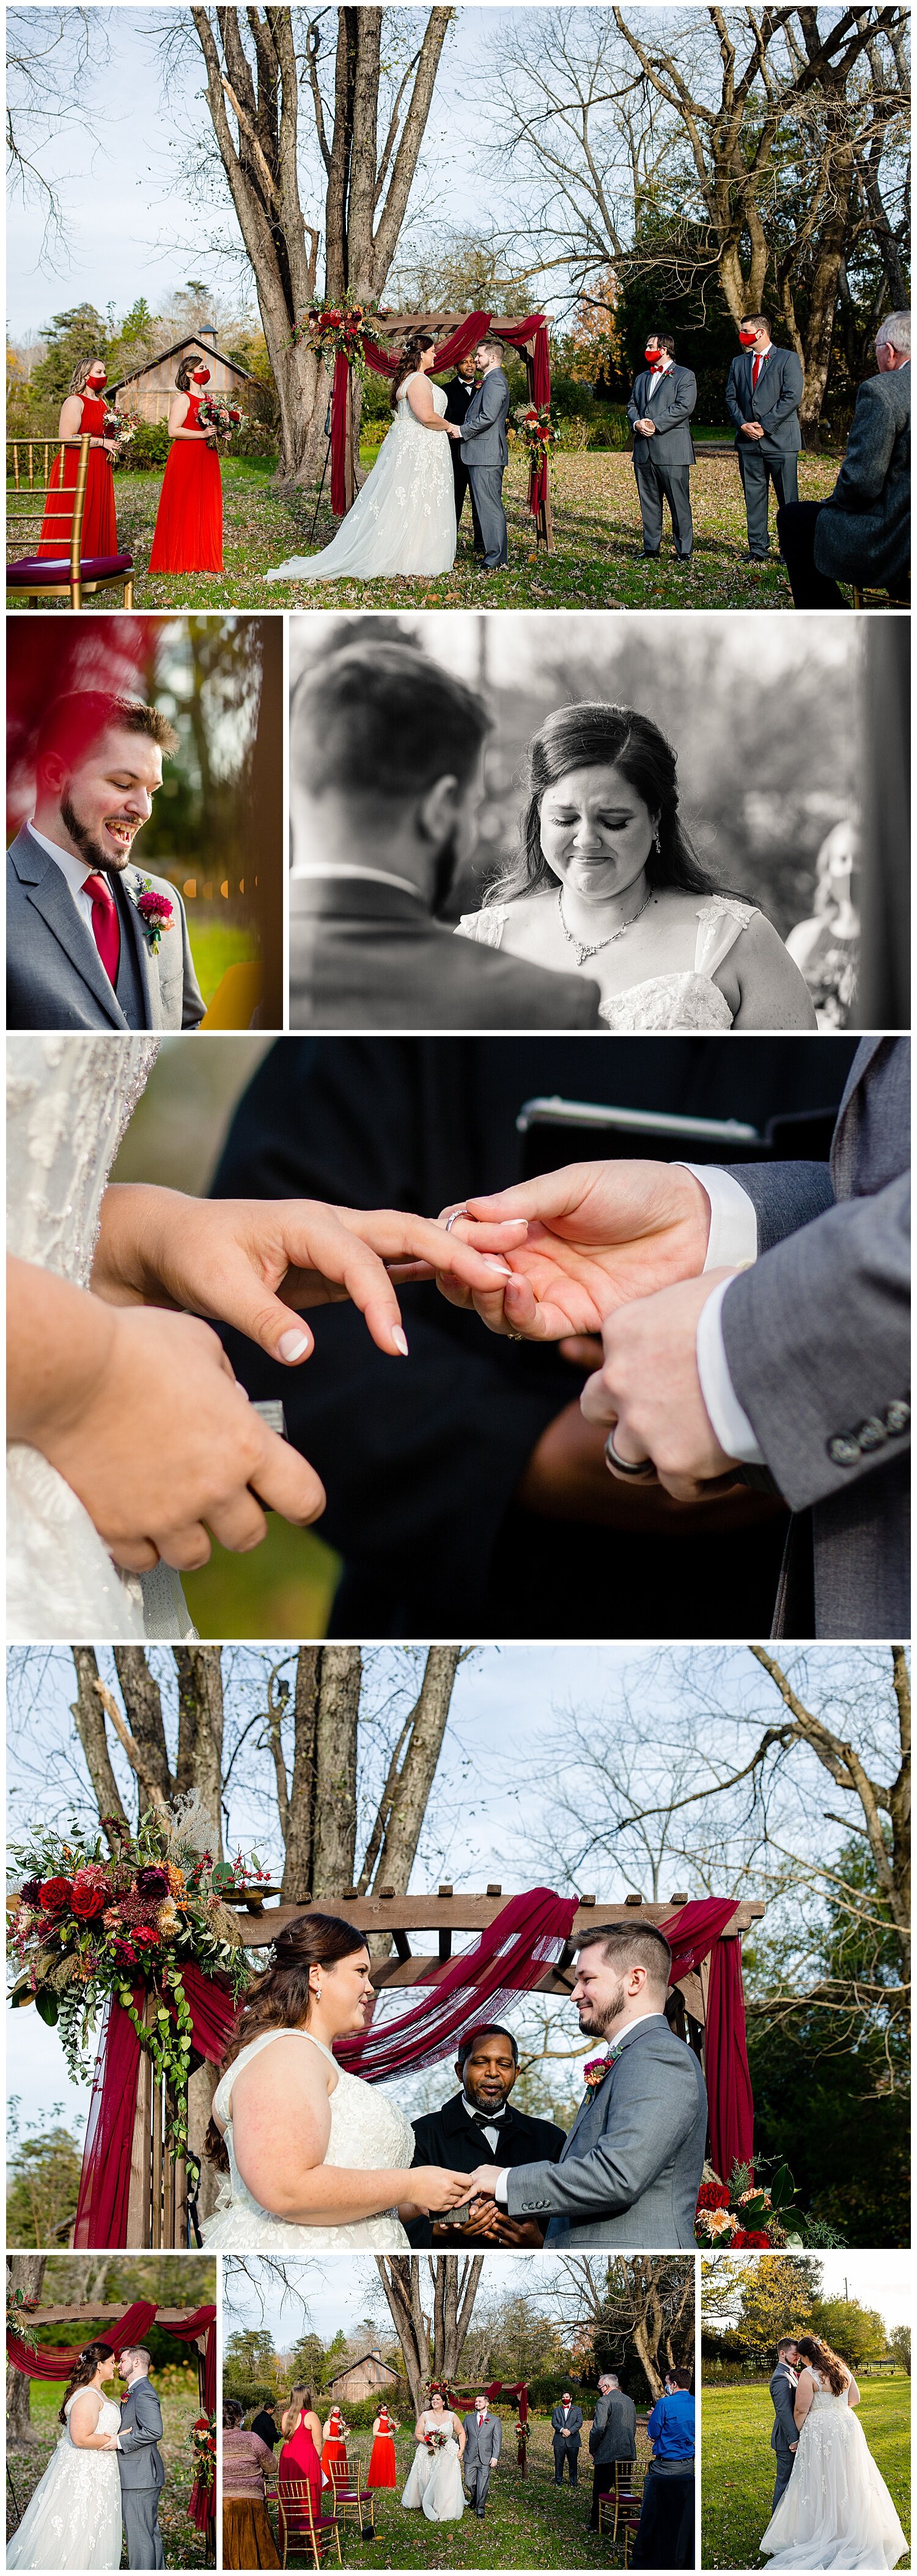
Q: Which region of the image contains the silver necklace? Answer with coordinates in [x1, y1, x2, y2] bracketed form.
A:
[557, 880, 652, 966]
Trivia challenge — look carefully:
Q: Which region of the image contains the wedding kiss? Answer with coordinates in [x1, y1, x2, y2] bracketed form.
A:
[760, 2334, 907, 2569]
[7, 2343, 166, 2573]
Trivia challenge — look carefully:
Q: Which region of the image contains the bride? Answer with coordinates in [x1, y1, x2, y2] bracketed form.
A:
[456, 701, 817, 1031]
[760, 2334, 907, 2570]
[265, 333, 457, 584]
[7, 2343, 122, 2571]
[402, 2388, 466, 2522]
[7, 1034, 516, 1638]
[201, 1911, 471, 2250]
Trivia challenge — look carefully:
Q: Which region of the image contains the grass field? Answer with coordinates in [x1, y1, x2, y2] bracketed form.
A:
[6, 2377, 207, 2568]
[9, 446, 841, 614]
[701, 2378, 911, 2569]
[306, 2418, 653, 2569]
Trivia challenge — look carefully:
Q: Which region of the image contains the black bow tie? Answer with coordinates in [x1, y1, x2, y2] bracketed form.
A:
[468, 2107, 503, 2125]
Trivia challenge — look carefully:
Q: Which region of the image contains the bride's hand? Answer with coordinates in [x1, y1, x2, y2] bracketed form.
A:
[94, 1187, 520, 1366]
[410, 2166, 476, 2212]
[430, 1161, 712, 1339]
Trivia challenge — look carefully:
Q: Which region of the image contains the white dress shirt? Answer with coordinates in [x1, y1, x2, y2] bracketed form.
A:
[680, 1161, 765, 1463]
[462, 2092, 506, 2156]
[646, 359, 674, 399]
[27, 821, 98, 934]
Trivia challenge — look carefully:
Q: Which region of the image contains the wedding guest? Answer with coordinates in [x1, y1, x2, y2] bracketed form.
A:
[38, 356, 119, 561]
[223, 2399, 281, 2569]
[725, 315, 804, 561]
[551, 2392, 583, 2486]
[251, 2401, 280, 2451]
[320, 2406, 348, 2485]
[632, 2373, 694, 2569]
[627, 331, 697, 562]
[149, 356, 224, 576]
[367, 2406, 399, 2488]
[444, 364, 485, 554]
[288, 642, 602, 1029]
[589, 2375, 637, 2530]
[407, 2023, 565, 2248]
[786, 822, 860, 1026]
[777, 314, 910, 606]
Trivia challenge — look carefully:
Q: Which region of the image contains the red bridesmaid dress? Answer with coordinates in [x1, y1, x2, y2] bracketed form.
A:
[149, 392, 224, 573]
[38, 393, 117, 558]
[278, 2414, 322, 2523]
[367, 2410, 397, 2488]
[321, 2412, 348, 2487]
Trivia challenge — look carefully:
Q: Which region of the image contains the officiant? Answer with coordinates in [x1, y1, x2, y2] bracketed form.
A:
[406, 2023, 566, 2248]
[444, 365, 485, 556]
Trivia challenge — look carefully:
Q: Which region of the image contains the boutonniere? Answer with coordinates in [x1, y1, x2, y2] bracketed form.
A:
[128, 876, 175, 954]
[583, 2055, 615, 2092]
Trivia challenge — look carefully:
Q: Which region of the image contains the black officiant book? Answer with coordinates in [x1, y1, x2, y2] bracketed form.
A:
[517, 1095, 838, 1175]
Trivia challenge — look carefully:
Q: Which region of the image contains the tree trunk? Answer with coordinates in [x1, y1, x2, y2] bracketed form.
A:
[800, 139, 856, 444]
[369, 1649, 464, 1895]
[112, 1649, 172, 1803]
[311, 1649, 362, 1896]
[281, 1649, 322, 1902]
[436, 2254, 485, 2383]
[375, 2256, 432, 2414]
[7, 2256, 46, 2443]
[375, 2256, 484, 2410]
[70, 1650, 129, 1839]
[173, 1647, 224, 1855]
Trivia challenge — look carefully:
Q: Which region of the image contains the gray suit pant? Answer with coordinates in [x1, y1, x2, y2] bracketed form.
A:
[633, 451, 693, 556]
[468, 465, 508, 567]
[772, 2446, 795, 2514]
[465, 2459, 493, 2516]
[122, 2487, 164, 2569]
[738, 445, 799, 553]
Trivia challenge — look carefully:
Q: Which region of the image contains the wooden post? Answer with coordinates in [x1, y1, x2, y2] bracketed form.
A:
[126, 1998, 154, 2248]
[344, 368, 356, 509]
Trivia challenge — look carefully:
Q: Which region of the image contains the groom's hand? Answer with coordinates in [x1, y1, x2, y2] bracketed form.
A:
[466, 2166, 502, 2199]
[581, 1270, 745, 1498]
[435, 1161, 711, 1339]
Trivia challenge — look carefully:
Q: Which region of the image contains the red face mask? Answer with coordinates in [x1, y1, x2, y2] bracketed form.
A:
[88, 369, 106, 388]
[192, 366, 210, 385]
[645, 347, 665, 368]
[739, 329, 759, 348]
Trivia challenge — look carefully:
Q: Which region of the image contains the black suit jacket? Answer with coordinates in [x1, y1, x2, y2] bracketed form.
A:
[407, 2091, 566, 2248]
[289, 875, 602, 1031]
[444, 375, 479, 427]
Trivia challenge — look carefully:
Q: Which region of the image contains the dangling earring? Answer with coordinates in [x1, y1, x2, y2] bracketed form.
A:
[315, 1982, 322, 2000]
[652, 828, 660, 855]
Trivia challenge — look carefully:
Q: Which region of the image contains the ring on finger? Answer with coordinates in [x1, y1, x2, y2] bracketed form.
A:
[444, 1207, 470, 1234]
[604, 1428, 656, 1479]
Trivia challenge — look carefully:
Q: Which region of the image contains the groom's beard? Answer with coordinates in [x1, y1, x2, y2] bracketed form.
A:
[60, 792, 139, 877]
[576, 1975, 629, 2039]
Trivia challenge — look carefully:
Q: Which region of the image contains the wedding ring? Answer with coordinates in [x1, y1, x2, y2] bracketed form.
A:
[444, 1207, 469, 1234]
[604, 1429, 656, 1479]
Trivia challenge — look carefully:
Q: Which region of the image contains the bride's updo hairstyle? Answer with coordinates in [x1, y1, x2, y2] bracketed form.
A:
[204, 1911, 368, 2172]
[795, 2335, 849, 2395]
[484, 700, 721, 908]
[390, 331, 439, 410]
[59, 2342, 114, 2423]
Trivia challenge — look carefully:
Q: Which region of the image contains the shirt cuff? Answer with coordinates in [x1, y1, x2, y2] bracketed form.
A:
[696, 1278, 765, 1465]
[679, 1163, 759, 1272]
[494, 2171, 509, 2206]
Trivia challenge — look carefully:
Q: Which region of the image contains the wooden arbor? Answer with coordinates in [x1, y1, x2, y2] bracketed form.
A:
[347, 309, 553, 547]
[8, 2302, 215, 2566]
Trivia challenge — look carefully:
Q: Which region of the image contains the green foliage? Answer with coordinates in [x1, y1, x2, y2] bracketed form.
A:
[226, 2326, 277, 2380]
[811, 2299, 888, 2370]
[30, 304, 110, 418]
[889, 2325, 911, 2375]
[7, 2119, 82, 2250]
[702, 2378, 910, 2569]
[119, 420, 171, 471]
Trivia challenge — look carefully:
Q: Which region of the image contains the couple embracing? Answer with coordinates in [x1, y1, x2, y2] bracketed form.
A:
[265, 334, 511, 583]
[8, 2343, 164, 2572]
[762, 2335, 906, 2569]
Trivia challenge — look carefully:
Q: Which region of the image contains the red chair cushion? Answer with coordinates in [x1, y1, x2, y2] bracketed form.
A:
[7, 553, 133, 583]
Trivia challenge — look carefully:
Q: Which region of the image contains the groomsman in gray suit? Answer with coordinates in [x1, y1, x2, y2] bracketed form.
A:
[467, 1923, 707, 2247]
[7, 690, 204, 1031]
[628, 331, 698, 561]
[768, 2341, 800, 2511]
[452, 337, 512, 571]
[726, 313, 804, 560]
[116, 2347, 166, 2569]
[462, 2396, 503, 2519]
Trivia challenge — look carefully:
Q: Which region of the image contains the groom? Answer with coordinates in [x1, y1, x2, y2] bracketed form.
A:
[467, 1923, 707, 2245]
[462, 2395, 502, 2519]
[115, 2347, 166, 2568]
[769, 2340, 800, 2511]
[7, 689, 204, 1030]
[449, 336, 511, 571]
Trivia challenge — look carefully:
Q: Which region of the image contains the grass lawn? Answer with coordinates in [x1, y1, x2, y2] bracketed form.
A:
[9, 447, 841, 613]
[701, 2377, 911, 2570]
[314, 2420, 651, 2569]
[188, 919, 260, 1009]
[6, 2377, 207, 2568]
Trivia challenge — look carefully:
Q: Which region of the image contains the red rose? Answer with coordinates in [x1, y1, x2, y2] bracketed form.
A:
[732, 2229, 771, 2247]
[39, 1877, 73, 1914]
[696, 2182, 731, 2212]
[71, 1881, 106, 1920]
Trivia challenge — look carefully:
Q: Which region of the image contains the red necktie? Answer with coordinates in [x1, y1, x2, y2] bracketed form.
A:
[752, 353, 763, 389]
[83, 872, 121, 987]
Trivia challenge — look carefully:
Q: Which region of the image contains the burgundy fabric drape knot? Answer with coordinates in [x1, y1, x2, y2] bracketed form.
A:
[73, 1963, 239, 2249]
[328, 311, 551, 517]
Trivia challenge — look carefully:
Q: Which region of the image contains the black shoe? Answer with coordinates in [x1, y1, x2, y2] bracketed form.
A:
[745, 550, 769, 562]
[636, 548, 660, 559]
[674, 552, 693, 564]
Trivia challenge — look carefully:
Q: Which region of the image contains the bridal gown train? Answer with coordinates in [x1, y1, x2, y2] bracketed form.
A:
[760, 2379, 908, 2569]
[457, 895, 760, 1030]
[7, 1033, 194, 1641]
[402, 2417, 465, 2522]
[7, 2393, 123, 2570]
[265, 379, 457, 581]
[201, 2026, 415, 2250]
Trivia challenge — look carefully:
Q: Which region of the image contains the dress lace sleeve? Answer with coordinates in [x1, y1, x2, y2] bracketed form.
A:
[694, 896, 759, 978]
[455, 907, 507, 949]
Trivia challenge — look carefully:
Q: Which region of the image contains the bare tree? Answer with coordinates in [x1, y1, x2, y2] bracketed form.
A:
[375, 2254, 485, 2412]
[545, 2254, 695, 2400]
[6, 8, 106, 259]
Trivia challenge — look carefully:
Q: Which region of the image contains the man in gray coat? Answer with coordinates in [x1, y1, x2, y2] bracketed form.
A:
[778, 312, 910, 606]
[452, 337, 512, 571]
[116, 2347, 166, 2569]
[551, 2392, 584, 2486]
[7, 690, 203, 1031]
[726, 314, 804, 559]
[467, 1924, 707, 2247]
[627, 331, 698, 561]
[589, 2375, 637, 2528]
[768, 2341, 800, 2511]
[462, 2396, 503, 2519]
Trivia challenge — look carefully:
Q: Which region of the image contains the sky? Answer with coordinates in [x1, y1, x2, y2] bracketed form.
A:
[710, 2251, 912, 2336]
[226, 2251, 578, 2350]
[7, 7, 528, 342]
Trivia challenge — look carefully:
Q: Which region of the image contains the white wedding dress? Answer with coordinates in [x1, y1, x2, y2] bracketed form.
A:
[265, 378, 457, 581]
[761, 2373, 908, 2569]
[402, 2415, 465, 2522]
[7, 1033, 193, 1641]
[457, 895, 760, 1030]
[7, 2392, 122, 2570]
[201, 2026, 416, 2250]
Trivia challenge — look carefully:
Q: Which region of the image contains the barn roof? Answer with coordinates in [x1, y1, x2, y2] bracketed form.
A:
[109, 333, 258, 393]
[328, 2352, 399, 2379]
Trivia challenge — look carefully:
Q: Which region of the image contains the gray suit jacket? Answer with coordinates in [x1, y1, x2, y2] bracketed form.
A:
[505, 2017, 708, 2248]
[769, 2366, 798, 2456]
[117, 2379, 165, 2492]
[590, 2391, 638, 2465]
[459, 369, 511, 469]
[289, 873, 603, 1030]
[551, 2403, 584, 2448]
[814, 366, 910, 588]
[7, 824, 204, 1031]
[722, 1036, 910, 1636]
[462, 2410, 503, 2468]
[628, 366, 698, 465]
[726, 347, 804, 454]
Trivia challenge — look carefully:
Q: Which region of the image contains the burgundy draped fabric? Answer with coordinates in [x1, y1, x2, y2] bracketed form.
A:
[660, 1897, 755, 2178]
[328, 309, 551, 518]
[73, 1967, 238, 2249]
[6, 2302, 216, 2389]
[335, 1887, 578, 2082]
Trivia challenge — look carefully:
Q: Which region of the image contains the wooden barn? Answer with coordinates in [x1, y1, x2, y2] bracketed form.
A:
[326, 2347, 401, 2404]
[109, 328, 258, 421]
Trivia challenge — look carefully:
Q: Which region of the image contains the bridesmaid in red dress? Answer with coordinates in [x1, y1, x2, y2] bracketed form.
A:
[321, 2405, 349, 2489]
[278, 2389, 323, 2528]
[38, 357, 119, 558]
[149, 356, 224, 574]
[367, 2405, 398, 2489]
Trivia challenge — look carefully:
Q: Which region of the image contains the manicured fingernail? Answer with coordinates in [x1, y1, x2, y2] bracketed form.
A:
[278, 1329, 311, 1363]
[392, 1326, 409, 1356]
[483, 1259, 513, 1275]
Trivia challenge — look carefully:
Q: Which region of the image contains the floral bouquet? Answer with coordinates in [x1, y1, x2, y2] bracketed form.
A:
[196, 396, 242, 446]
[512, 402, 557, 457]
[695, 2158, 803, 2247]
[133, 881, 175, 954]
[101, 408, 139, 465]
[188, 2414, 216, 2499]
[295, 293, 378, 383]
[7, 2286, 39, 2352]
[424, 2428, 449, 2451]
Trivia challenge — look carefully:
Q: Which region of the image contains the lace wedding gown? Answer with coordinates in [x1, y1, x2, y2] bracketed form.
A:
[201, 2026, 416, 2250]
[457, 896, 759, 1031]
[402, 2416, 465, 2522]
[7, 1033, 194, 1641]
[761, 2375, 908, 2569]
[265, 379, 457, 581]
[7, 2393, 123, 2570]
